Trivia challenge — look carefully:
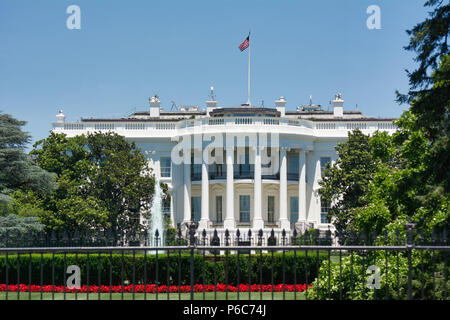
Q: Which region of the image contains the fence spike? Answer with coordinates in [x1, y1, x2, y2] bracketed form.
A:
[84, 230, 92, 246]
[211, 229, 220, 246]
[74, 229, 80, 245]
[5, 230, 9, 247]
[39, 231, 45, 246]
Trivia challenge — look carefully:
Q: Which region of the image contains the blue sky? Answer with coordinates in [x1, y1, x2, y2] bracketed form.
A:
[0, 0, 429, 147]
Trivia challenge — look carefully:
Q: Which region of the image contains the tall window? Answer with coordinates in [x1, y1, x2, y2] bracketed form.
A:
[290, 197, 298, 223]
[288, 156, 299, 174]
[216, 196, 223, 223]
[262, 148, 272, 169]
[267, 196, 275, 223]
[210, 149, 224, 178]
[191, 155, 201, 179]
[239, 153, 250, 175]
[160, 157, 171, 177]
[239, 195, 250, 223]
[216, 164, 223, 177]
[321, 199, 331, 224]
[320, 157, 332, 177]
[191, 197, 201, 222]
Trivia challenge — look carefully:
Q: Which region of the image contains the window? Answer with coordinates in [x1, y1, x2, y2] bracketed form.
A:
[288, 155, 299, 180]
[288, 156, 299, 174]
[320, 157, 332, 177]
[239, 195, 250, 223]
[191, 155, 202, 179]
[321, 199, 331, 224]
[262, 148, 272, 170]
[290, 197, 298, 223]
[160, 157, 171, 177]
[191, 197, 201, 222]
[216, 196, 223, 223]
[239, 153, 250, 174]
[216, 164, 223, 177]
[267, 196, 275, 223]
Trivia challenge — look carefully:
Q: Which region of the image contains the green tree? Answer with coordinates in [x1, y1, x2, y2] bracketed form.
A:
[319, 129, 390, 239]
[312, 1, 449, 300]
[31, 132, 155, 236]
[0, 112, 56, 212]
[396, 0, 449, 191]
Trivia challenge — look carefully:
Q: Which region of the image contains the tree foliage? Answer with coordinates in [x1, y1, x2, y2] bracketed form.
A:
[30, 131, 155, 235]
[314, 1, 450, 299]
[319, 130, 393, 238]
[320, 0, 450, 240]
[0, 112, 55, 209]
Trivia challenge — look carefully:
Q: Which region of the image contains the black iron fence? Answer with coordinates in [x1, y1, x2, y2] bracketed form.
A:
[0, 223, 448, 300]
[0, 225, 336, 248]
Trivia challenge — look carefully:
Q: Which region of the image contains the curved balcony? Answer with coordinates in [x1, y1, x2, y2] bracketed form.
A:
[192, 169, 298, 182]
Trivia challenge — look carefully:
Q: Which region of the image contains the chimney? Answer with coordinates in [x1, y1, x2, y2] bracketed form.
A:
[275, 96, 286, 117]
[332, 93, 344, 118]
[206, 86, 218, 116]
[56, 110, 66, 123]
[149, 95, 161, 118]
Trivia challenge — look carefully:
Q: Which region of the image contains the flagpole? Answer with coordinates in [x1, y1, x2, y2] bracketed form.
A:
[247, 30, 251, 106]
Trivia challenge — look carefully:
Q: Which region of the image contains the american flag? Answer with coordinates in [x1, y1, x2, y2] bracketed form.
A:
[238, 35, 250, 51]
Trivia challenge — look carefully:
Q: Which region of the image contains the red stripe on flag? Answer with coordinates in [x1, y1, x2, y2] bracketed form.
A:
[239, 37, 249, 51]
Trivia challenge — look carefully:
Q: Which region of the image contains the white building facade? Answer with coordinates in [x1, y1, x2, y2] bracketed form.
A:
[52, 93, 397, 241]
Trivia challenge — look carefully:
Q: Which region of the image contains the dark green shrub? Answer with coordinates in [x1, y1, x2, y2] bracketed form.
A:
[0, 250, 327, 286]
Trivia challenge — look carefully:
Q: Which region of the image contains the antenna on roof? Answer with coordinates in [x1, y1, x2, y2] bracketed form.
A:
[309, 94, 313, 105]
[170, 101, 178, 111]
[261, 100, 264, 107]
[356, 104, 358, 109]
[209, 86, 216, 101]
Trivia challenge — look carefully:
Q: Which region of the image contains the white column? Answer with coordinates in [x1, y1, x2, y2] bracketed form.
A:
[224, 147, 235, 229]
[183, 162, 191, 223]
[253, 147, 264, 230]
[279, 148, 290, 230]
[313, 157, 322, 226]
[169, 192, 175, 226]
[298, 150, 307, 224]
[199, 151, 210, 230]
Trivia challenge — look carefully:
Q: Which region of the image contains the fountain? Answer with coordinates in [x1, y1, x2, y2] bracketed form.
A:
[148, 176, 164, 251]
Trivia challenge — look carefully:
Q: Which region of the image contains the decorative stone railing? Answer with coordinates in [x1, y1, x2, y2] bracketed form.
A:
[52, 117, 397, 134]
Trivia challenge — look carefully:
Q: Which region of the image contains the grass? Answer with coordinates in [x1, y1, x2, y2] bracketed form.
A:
[0, 291, 306, 300]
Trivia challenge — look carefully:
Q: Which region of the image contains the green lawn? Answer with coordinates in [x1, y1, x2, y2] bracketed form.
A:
[0, 291, 306, 300]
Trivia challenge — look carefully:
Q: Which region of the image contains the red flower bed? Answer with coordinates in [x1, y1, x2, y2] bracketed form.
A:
[0, 283, 311, 293]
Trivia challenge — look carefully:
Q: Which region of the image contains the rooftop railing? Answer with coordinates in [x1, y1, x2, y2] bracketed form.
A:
[52, 117, 397, 134]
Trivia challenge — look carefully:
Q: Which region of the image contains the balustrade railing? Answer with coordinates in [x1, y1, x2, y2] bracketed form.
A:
[53, 117, 396, 134]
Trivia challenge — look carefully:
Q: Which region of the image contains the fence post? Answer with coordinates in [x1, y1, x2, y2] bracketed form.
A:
[404, 219, 416, 300]
[188, 221, 198, 300]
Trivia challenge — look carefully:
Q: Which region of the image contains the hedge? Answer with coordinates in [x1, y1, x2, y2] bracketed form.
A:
[0, 251, 327, 286]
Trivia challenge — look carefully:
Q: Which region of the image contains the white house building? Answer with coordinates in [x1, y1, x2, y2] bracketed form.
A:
[52, 91, 397, 242]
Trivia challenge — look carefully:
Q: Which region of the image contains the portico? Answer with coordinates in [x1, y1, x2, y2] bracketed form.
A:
[186, 144, 313, 233]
